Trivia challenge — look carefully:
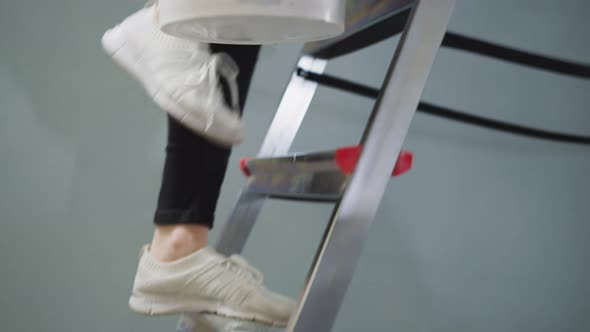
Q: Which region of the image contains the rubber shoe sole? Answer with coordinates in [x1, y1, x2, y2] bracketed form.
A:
[129, 294, 288, 327]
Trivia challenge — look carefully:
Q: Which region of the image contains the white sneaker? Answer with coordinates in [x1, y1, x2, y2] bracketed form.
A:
[101, 3, 244, 147]
[129, 245, 295, 327]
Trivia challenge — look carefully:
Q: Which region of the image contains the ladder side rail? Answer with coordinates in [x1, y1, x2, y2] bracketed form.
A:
[288, 1, 455, 331]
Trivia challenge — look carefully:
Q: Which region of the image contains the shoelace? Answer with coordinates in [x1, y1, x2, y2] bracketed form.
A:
[209, 53, 241, 113]
[179, 51, 240, 130]
[147, 47, 241, 128]
[221, 255, 264, 285]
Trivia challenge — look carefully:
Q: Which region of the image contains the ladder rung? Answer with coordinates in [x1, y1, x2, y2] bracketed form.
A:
[239, 145, 413, 202]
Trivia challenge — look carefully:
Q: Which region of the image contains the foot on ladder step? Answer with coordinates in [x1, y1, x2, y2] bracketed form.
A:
[129, 245, 294, 327]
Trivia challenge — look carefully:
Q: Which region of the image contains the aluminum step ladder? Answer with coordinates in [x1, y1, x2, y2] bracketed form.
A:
[177, 0, 455, 331]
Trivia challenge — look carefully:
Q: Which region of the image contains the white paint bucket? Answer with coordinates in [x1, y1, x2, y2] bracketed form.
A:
[158, 0, 346, 44]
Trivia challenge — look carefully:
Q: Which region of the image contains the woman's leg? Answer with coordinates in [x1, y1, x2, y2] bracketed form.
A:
[103, 4, 293, 325]
[151, 45, 261, 262]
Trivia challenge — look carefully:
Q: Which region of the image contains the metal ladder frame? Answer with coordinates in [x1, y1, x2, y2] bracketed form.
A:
[179, 0, 455, 330]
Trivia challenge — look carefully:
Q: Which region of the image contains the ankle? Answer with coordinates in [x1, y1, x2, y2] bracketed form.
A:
[150, 224, 209, 262]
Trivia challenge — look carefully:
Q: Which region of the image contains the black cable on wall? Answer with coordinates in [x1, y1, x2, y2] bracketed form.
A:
[443, 32, 590, 79]
[297, 69, 590, 146]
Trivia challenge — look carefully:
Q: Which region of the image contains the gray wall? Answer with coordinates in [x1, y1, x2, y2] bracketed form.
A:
[1, 0, 589, 331]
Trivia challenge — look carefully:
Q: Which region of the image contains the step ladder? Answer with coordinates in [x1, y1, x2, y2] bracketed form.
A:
[177, 0, 455, 331]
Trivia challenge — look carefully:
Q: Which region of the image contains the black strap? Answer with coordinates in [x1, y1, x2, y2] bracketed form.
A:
[304, 8, 590, 80]
[443, 33, 590, 79]
[297, 69, 590, 146]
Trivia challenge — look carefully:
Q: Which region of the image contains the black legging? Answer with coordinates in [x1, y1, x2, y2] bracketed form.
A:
[153, 44, 261, 228]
